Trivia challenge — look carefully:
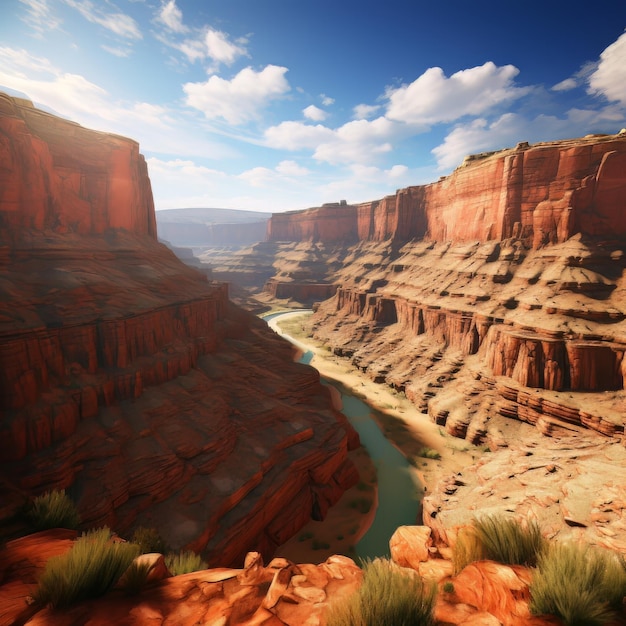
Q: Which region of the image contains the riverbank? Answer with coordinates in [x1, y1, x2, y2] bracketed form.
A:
[269, 311, 478, 563]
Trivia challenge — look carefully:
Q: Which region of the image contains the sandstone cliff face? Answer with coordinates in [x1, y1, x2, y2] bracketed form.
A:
[0, 93, 358, 564]
[0, 93, 156, 238]
[259, 134, 626, 445]
[267, 134, 626, 248]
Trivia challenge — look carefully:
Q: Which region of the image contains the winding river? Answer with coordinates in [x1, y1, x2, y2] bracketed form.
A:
[264, 310, 422, 560]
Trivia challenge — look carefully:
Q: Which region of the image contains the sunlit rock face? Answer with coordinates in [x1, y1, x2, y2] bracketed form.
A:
[267, 134, 626, 247]
[0, 93, 359, 564]
[260, 133, 626, 444]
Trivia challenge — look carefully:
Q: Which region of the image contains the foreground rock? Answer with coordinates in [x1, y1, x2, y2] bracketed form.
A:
[424, 434, 626, 555]
[0, 92, 359, 563]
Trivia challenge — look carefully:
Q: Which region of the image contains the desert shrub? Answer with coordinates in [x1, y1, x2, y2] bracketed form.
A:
[472, 515, 546, 567]
[117, 559, 152, 595]
[27, 490, 80, 531]
[130, 526, 168, 554]
[418, 447, 441, 460]
[165, 550, 207, 576]
[442, 581, 455, 594]
[530, 541, 626, 626]
[326, 558, 436, 626]
[32, 527, 139, 608]
[452, 525, 485, 574]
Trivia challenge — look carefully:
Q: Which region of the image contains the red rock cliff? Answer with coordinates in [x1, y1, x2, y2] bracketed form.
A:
[267, 134, 626, 248]
[0, 93, 358, 565]
[0, 93, 156, 238]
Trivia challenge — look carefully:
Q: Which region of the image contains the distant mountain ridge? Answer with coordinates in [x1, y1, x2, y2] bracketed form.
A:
[156, 207, 271, 246]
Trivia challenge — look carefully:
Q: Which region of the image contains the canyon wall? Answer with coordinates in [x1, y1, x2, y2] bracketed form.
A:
[260, 134, 626, 445]
[0, 93, 359, 565]
[267, 134, 626, 248]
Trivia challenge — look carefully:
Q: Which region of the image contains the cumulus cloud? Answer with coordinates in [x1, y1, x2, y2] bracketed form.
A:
[184, 65, 290, 124]
[155, 0, 188, 34]
[303, 104, 327, 121]
[386, 62, 528, 126]
[313, 116, 400, 164]
[63, 0, 142, 39]
[353, 103, 381, 120]
[205, 29, 247, 65]
[432, 104, 626, 171]
[264, 121, 335, 150]
[321, 94, 334, 106]
[588, 30, 626, 105]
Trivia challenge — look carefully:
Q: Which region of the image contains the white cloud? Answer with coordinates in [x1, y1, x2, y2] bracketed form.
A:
[386, 62, 528, 126]
[101, 44, 132, 58]
[264, 121, 335, 150]
[588, 30, 626, 105]
[156, 0, 188, 34]
[353, 103, 381, 119]
[303, 104, 327, 121]
[0, 47, 235, 159]
[149, 157, 316, 212]
[431, 105, 626, 171]
[552, 78, 577, 92]
[184, 65, 290, 124]
[313, 116, 400, 164]
[276, 160, 310, 176]
[321, 94, 334, 106]
[204, 29, 247, 65]
[63, 0, 142, 39]
[19, 0, 62, 37]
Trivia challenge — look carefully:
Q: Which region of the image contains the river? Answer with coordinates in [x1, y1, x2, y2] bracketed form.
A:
[264, 310, 422, 560]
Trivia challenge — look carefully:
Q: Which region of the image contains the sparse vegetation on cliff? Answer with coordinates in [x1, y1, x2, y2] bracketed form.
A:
[453, 515, 545, 573]
[530, 542, 626, 626]
[326, 558, 436, 626]
[26, 489, 80, 531]
[32, 527, 139, 608]
[165, 550, 207, 575]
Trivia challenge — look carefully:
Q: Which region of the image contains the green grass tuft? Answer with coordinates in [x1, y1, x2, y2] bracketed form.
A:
[165, 550, 207, 576]
[452, 515, 545, 574]
[117, 559, 152, 595]
[27, 490, 80, 531]
[472, 515, 546, 567]
[530, 541, 626, 626]
[418, 447, 441, 460]
[326, 558, 436, 626]
[32, 527, 139, 609]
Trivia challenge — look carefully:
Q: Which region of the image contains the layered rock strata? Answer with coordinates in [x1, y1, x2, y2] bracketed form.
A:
[268, 133, 626, 247]
[0, 93, 359, 564]
[260, 134, 626, 444]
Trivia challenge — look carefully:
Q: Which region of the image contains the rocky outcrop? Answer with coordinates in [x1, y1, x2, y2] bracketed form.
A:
[267, 134, 626, 248]
[0, 93, 359, 564]
[0, 93, 156, 238]
[0, 531, 363, 626]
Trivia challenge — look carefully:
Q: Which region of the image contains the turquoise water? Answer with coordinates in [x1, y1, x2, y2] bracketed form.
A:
[264, 311, 422, 559]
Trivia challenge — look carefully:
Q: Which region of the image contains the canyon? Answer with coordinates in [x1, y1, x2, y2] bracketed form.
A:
[2, 90, 626, 624]
[0, 92, 360, 567]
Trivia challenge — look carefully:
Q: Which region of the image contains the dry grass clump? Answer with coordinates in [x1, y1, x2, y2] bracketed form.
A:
[27, 489, 80, 531]
[530, 542, 626, 626]
[453, 515, 545, 573]
[326, 558, 436, 626]
[165, 550, 207, 576]
[32, 527, 139, 608]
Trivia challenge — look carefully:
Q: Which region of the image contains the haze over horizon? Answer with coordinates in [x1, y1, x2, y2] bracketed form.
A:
[1, 0, 626, 213]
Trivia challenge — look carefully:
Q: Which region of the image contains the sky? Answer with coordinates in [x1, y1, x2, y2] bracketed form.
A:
[1, 1, 626, 213]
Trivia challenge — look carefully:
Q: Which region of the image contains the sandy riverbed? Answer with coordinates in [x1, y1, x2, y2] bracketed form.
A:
[270, 311, 478, 564]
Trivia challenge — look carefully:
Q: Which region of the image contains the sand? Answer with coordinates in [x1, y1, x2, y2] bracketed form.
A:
[269, 311, 479, 564]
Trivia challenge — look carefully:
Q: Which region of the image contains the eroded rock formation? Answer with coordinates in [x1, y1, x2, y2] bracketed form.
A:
[0, 93, 359, 564]
[258, 133, 626, 445]
[267, 134, 626, 247]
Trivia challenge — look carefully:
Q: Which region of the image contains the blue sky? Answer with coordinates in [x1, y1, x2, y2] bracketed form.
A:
[1, 1, 626, 213]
